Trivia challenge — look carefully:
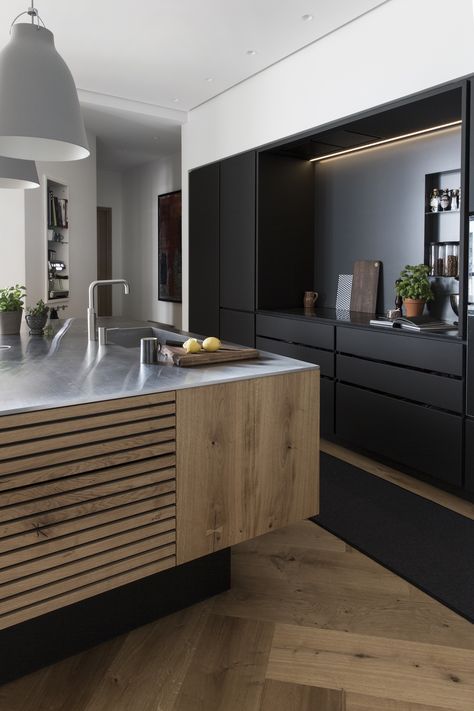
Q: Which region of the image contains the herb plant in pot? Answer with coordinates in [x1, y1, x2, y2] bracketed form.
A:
[0, 285, 27, 335]
[25, 299, 50, 335]
[395, 264, 434, 318]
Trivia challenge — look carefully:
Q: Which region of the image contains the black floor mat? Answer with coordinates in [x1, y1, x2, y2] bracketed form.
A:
[311, 453, 474, 623]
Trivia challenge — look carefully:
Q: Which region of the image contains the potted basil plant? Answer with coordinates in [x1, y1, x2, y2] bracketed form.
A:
[395, 264, 434, 318]
[0, 284, 27, 335]
[25, 299, 50, 335]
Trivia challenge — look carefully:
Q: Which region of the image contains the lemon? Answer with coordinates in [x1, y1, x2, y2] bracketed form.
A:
[202, 336, 221, 352]
[183, 338, 201, 354]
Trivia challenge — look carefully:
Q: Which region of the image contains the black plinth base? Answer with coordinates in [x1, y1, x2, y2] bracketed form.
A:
[0, 548, 231, 686]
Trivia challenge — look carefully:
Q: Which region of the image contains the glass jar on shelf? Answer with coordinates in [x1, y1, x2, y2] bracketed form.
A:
[444, 243, 459, 277]
[430, 242, 445, 276]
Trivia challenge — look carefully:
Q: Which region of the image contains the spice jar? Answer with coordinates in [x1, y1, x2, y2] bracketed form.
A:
[444, 243, 459, 277]
[430, 243, 445, 276]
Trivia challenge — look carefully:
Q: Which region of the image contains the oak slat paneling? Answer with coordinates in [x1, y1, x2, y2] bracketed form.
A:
[0, 469, 176, 524]
[0, 416, 175, 460]
[0, 555, 176, 631]
[0, 517, 176, 579]
[0, 544, 176, 618]
[0, 487, 176, 540]
[1, 454, 176, 506]
[0, 441, 174, 491]
[0, 508, 175, 567]
[0, 499, 176, 555]
[0, 404, 175, 446]
[0, 391, 177, 629]
[0, 530, 176, 596]
[0, 431, 175, 476]
[0, 392, 175, 430]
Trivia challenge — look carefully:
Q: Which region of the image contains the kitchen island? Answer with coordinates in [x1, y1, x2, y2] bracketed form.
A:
[0, 318, 319, 683]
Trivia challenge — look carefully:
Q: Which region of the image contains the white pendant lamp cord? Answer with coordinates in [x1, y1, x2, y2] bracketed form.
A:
[10, 2, 46, 32]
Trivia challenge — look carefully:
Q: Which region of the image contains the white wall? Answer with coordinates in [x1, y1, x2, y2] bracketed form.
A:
[97, 169, 124, 315]
[25, 132, 97, 317]
[181, 0, 474, 327]
[121, 153, 182, 327]
[0, 190, 25, 288]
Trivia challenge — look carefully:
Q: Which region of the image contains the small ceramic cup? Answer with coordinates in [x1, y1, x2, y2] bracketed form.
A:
[303, 291, 318, 308]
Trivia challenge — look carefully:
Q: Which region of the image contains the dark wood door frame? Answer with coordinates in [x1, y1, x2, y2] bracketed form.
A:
[97, 206, 112, 316]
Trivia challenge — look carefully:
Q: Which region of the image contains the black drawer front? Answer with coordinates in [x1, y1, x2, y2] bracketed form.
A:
[337, 355, 463, 413]
[465, 419, 474, 493]
[256, 336, 334, 377]
[256, 314, 334, 350]
[337, 327, 463, 376]
[335, 383, 462, 486]
[320, 377, 334, 438]
[220, 309, 255, 348]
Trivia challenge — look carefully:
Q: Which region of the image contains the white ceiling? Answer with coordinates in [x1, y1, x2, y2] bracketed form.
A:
[0, 0, 389, 169]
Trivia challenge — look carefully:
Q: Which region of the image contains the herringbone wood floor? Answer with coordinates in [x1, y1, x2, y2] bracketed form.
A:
[1, 442, 473, 711]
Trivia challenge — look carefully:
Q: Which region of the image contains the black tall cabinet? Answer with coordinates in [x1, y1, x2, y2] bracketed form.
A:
[189, 151, 256, 346]
[189, 163, 220, 336]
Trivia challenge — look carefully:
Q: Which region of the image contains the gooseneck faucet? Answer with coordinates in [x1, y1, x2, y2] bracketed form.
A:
[87, 279, 130, 341]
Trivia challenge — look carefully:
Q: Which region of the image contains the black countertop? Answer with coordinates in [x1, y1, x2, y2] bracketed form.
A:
[257, 307, 463, 343]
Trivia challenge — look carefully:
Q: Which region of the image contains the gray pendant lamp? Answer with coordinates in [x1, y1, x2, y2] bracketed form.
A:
[0, 156, 39, 189]
[0, 3, 89, 162]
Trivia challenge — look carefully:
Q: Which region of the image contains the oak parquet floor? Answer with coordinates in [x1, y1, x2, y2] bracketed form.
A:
[0, 443, 472, 710]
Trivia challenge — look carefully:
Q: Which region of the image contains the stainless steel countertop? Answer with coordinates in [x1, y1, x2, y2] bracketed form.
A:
[0, 317, 318, 416]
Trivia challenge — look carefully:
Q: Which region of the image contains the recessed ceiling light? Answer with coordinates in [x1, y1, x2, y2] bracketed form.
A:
[302, 14, 313, 21]
[246, 50, 257, 56]
[205, 77, 214, 83]
[172, 98, 180, 103]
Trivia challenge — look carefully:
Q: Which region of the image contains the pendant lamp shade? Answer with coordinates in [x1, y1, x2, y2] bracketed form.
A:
[0, 156, 39, 189]
[0, 24, 89, 162]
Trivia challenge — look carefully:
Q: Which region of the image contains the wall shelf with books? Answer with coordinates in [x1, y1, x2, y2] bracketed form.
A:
[45, 178, 70, 302]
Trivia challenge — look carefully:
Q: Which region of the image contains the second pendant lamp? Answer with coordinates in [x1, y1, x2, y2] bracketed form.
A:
[0, 156, 39, 189]
[0, 3, 89, 163]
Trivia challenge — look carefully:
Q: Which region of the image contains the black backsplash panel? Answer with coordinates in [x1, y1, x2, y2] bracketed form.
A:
[314, 128, 462, 313]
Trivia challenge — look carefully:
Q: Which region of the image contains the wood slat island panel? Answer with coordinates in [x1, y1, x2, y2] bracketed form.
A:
[0, 391, 177, 630]
[176, 370, 319, 563]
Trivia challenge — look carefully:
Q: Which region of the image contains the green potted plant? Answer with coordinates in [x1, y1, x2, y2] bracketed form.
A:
[0, 284, 27, 335]
[395, 264, 434, 318]
[25, 299, 50, 335]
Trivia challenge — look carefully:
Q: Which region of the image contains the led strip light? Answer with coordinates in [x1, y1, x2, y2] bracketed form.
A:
[309, 120, 462, 163]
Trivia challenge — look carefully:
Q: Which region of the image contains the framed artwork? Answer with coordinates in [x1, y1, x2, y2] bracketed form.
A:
[158, 190, 182, 302]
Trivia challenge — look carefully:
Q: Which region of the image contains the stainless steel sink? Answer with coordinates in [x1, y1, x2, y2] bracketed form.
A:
[103, 326, 186, 349]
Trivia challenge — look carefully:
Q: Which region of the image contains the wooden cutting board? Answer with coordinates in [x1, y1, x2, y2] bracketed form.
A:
[350, 259, 381, 313]
[162, 345, 259, 367]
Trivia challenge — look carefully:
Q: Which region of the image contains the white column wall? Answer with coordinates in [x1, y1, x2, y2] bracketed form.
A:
[121, 153, 182, 327]
[0, 191, 25, 289]
[97, 168, 124, 315]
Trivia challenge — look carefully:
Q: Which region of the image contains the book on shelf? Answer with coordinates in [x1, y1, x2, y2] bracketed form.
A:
[369, 315, 456, 331]
[48, 191, 68, 228]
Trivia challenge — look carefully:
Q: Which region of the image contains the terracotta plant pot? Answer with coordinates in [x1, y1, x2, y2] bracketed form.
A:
[0, 309, 22, 335]
[403, 298, 426, 318]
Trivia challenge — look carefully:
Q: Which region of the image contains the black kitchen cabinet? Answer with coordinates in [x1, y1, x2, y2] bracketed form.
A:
[465, 419, 474, 493]
[337, 327, 463, 377]
[337, 354, 463, 413]
[470, 79, 474, 213]
[220, 309, 255, 347]
[336, 383, 463, 487]
[320, 377, 335, 438]
[189, 163, 220, 336]
[220, 153, 256, 312]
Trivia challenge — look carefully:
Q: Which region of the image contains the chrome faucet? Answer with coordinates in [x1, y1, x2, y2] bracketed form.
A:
[87, 279, 130, 341]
